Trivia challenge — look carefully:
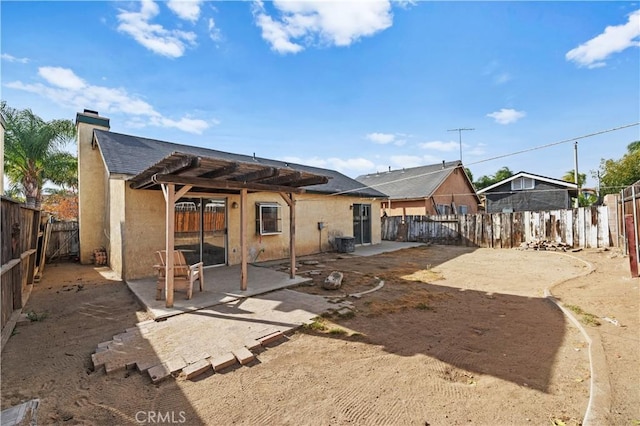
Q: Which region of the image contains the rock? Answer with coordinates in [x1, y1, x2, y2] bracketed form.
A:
[302, 260, 320, 265]
[322, 271, 344, 290]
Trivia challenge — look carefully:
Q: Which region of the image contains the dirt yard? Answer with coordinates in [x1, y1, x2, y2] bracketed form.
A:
[1, 245, 638, 425]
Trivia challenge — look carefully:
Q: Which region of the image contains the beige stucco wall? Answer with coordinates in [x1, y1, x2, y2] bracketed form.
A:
[116, 188, 382, 280]
[224, 193, 380, 265]
[121, 186, 166, 280]
[77, 120, 109, 264]
[107, 179, 125, 277]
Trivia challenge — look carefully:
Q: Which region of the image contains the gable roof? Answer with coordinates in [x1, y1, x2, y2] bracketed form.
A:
[356, 161, 478, 201]
[93, 130, 386, 198]
[476, 171, 578, 194]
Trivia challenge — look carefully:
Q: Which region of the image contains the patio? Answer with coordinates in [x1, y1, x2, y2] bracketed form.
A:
[127, 264, 311, 320]
[127, 241, 425, 320]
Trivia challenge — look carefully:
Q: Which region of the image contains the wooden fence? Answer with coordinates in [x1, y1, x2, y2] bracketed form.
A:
[620, 182, 640, 277]
[1, 197, 41, 343]
[175, 211, 225, 235]
[382, 206, 611, 249]
[45, 221, 79, 260]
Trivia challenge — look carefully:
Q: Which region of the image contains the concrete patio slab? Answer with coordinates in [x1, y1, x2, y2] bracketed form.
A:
[127, 264, 311, 319]
[92, 289, 351, 382]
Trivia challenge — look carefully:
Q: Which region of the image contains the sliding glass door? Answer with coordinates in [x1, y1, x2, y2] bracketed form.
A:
[174, 198, 227, 266]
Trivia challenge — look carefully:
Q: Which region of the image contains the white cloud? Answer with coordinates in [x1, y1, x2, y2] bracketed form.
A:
[6, 66, 212, 134]
[38, 67, 87, 90]
[1, 53, 29, 64]
[167, 0, 203, 22]
[419, 140, 459, 152]
[366, 132, 395, 144]
[566, 9, 640, 68]
[280, 155, 375, 175]
[252, 0, 393, 54]
[117, 0, 197, 58]
[208, 18, 222, 42]
[466, 143, 486, 157]
[365, 132, 406, 146]
[390, 155, 439, 169]
[486, 108, 526, 125]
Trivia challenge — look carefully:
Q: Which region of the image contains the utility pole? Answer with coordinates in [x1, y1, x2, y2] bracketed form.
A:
[447, 128, 475, 162]
[574, 141, 580, 208]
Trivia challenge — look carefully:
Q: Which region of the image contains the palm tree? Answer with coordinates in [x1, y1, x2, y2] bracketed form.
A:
[2, 102, 76, 208]
[562, 170, 586, 186]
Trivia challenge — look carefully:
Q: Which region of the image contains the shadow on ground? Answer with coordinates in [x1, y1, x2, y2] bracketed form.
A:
[339, 283, 566, 393]
[0, 262, 206, 425]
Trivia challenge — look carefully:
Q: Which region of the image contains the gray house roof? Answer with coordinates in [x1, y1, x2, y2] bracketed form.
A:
[476, 171, 578, 194]
[93, 130, 386, 198]
[356, 161, 473, 200]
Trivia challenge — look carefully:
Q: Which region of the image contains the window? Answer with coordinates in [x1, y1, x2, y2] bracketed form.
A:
[457, 205, 468, 215]
[436, 204, 451, 215]
[511, 177, 534, 191]
[256, 203, 282, 235]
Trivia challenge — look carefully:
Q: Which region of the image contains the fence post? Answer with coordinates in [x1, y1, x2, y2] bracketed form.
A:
[625, 214, 639, 278]
[621, 189, 627, 255]
[632, 185, 639, 277]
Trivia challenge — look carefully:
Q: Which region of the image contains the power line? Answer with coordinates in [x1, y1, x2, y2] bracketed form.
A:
[324, 121, 639, 198]
[466, 122, 639, 166]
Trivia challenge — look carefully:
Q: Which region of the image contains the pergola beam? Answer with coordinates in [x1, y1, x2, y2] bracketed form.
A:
[232, 167, 279, 183]
[196, 162, 240, 179]
[289, 176, 330, 187]
[262, 171, 302, 185]
[153, 174, 306, 194]
[131, 156, 199, 189]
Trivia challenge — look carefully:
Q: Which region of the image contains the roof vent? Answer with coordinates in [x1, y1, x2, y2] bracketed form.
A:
[83, 109, 99, 116]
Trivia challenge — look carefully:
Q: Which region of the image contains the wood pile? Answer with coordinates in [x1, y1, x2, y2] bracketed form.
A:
[518, 240, 572, 251]
[93, 248, 108, 265]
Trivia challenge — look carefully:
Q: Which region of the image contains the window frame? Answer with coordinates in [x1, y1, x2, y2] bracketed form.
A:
[256, 203, 282, 235]
[511, 177, 535, 191]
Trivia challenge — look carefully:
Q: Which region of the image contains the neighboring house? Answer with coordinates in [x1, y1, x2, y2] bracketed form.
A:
[356, 161, 480, 217]
[477, 171, 578, 213]
[76, 110, 386, 280]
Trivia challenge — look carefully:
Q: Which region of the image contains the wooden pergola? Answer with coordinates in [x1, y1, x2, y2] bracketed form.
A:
[129, 152, 330, 307]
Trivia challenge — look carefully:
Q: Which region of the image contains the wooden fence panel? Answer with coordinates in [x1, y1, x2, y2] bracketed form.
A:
[1, 198, 40, 337]
[597, 206, 609, 247]
[382, 206, 610, 249]
[46, 221, 79, 259]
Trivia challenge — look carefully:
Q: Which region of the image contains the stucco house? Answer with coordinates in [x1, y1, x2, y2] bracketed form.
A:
[477, 171, 578, 213]
[76, 110, 386, 283]
[356, 161, 480, 217]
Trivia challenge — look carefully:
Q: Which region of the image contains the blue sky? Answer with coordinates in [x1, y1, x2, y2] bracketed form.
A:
[2, 1, 639, 188]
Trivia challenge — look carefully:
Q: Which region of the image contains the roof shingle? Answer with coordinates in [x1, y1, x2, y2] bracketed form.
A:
[94, 130, 386, 198]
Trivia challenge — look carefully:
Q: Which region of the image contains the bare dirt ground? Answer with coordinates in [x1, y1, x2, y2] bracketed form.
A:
[1, 245, 637, 425]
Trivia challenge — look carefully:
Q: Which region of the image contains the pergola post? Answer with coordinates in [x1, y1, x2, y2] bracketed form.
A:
[164, 183, 175, 308]
[279, 192, 296, 279]
[289, 193, 296, 279]
[240, 188, 248, 291]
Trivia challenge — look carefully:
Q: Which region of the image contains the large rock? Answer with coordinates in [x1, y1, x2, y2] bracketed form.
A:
[323, 271, 344, 290]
